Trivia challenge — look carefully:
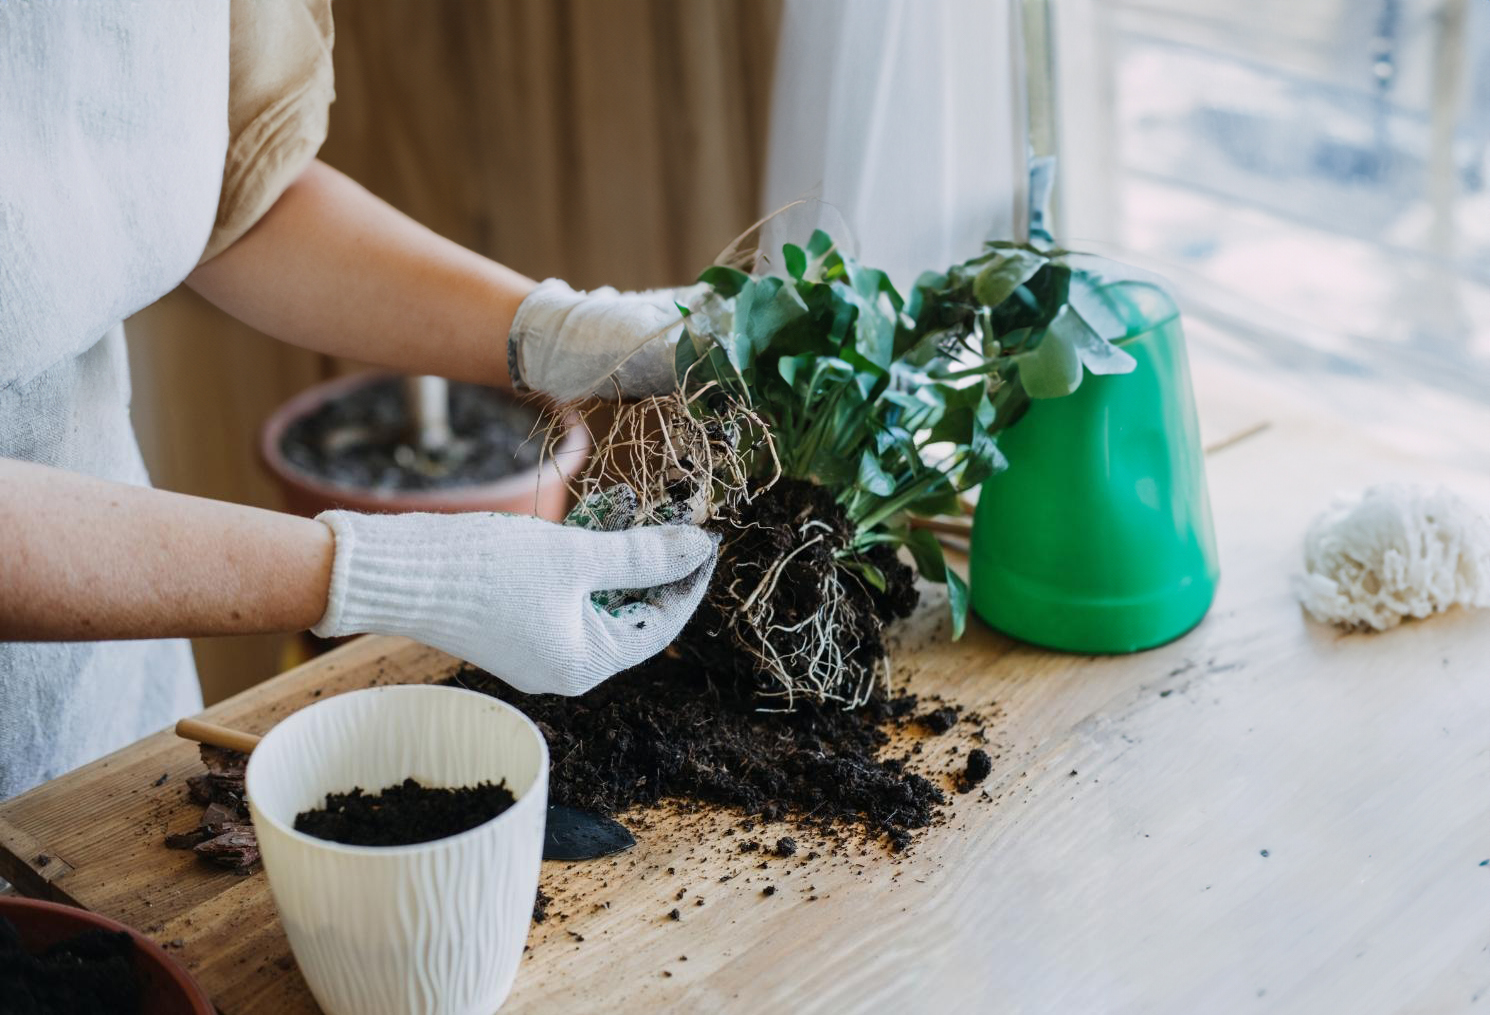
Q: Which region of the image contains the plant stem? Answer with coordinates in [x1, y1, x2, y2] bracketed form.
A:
[852, 451, 967, 532]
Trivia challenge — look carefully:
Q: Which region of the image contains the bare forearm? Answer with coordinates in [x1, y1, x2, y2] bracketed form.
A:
[0, 458, 333, 641]
[186, 160, 535, 386]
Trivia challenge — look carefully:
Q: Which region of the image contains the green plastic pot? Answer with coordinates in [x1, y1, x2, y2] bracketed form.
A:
[969, 283, 1218, 653]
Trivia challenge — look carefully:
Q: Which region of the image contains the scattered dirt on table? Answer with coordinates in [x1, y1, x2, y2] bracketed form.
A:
[165, 745, 259, 872]
[294, 778, 515, 847]
[445, 654, 952, 852]
[0, 916, 142, 1015]
[531, 889, 552, 925]
[279, 377, 542, 492]
[917, 706, 961, 735]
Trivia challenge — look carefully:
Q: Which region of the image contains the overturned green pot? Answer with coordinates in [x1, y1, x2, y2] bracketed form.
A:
[970, 284, 1218, 653]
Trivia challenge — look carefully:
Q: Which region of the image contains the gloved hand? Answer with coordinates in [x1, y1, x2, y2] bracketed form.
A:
[508, 279, 701, 401]
[311, 509, 717, 695]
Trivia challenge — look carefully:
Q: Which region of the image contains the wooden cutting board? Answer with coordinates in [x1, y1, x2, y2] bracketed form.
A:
[5, 345, 1490, 1013]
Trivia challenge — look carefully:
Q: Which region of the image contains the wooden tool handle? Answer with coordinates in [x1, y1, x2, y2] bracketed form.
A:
[909, 515, 973, 538]
[175, 718, 262, 755]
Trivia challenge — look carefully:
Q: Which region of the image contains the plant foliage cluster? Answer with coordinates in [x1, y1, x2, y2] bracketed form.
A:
[674, 231, 1147, 638]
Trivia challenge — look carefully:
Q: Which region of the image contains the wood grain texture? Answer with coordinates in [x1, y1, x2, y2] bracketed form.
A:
[123, 0, 782, 703]
[8, 337, 1490, 1012]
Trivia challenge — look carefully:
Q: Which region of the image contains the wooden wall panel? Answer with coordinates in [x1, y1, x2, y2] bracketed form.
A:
[123, 0, 782, 703]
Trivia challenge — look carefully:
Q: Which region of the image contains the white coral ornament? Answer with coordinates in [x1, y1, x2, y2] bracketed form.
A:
[1293, 485, 1490, 631]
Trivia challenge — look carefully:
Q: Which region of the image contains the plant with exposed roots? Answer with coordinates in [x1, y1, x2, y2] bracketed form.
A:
[557, 229, 1152, 707]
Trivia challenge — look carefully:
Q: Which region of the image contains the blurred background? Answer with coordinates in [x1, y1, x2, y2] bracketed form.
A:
[123, 0, 1490, 702]
[1046, 0, 1490, 398]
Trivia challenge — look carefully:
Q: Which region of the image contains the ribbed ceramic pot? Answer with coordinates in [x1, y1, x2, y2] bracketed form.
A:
[245, 686, 548, 1015]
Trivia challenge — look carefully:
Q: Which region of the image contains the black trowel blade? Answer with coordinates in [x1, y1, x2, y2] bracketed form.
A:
[543, 804, 636, 861]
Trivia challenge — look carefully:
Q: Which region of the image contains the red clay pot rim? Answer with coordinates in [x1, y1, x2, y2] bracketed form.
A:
[0, 895, 216, 1014]
[259, 371, 590, 511]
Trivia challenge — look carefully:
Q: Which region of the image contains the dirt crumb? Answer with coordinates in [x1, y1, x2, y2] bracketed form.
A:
[957, 749, 993, 793]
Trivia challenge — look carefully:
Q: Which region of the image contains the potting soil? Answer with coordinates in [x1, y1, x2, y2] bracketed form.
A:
[446, 657, 948, 852]
[0, 917, 142, 1015]
[293, 778, 516, 847]
[279, 377, 542, 492]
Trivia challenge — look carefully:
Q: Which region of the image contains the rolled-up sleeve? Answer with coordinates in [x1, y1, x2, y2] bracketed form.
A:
[200, 0, 335, 263]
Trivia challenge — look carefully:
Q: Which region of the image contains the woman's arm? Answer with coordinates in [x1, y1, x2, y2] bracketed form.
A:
[0, 456, 717, 696]
[0, 457, 333, 640]
[186, 160, 534, 387]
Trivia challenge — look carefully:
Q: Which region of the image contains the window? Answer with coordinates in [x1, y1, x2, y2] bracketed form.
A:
[1044, 0, 1490, 398]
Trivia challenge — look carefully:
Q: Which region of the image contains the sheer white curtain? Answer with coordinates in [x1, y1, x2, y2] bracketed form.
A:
[760, 0, 1027, 288]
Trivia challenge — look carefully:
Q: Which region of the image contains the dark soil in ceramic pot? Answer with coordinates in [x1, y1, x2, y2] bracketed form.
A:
[293, 778, 516, 847]
[261, 372, 589, 520]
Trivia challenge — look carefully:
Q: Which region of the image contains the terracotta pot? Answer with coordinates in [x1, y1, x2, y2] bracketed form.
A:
[0, 896, 215, 1014]
[260, 372, 589, 520]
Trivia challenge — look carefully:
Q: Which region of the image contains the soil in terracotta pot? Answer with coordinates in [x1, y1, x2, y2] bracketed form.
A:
[280, 378, 543, 492]
[0, 916, 142, 1015]
[293, 778, 516, 847]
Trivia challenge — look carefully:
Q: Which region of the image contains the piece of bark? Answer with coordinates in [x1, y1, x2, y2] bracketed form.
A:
[194, 828, 261, 873]
[166, 746, 261, 873]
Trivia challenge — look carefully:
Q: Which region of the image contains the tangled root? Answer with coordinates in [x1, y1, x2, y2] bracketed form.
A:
[548, 386, 776, 525]
[542, 388, 893, 710]
[718, 518, 883, 709]
[548, 390, 894, 709]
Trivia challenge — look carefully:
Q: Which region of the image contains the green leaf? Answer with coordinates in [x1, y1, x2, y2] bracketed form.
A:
[778, 353, 813, 392]
[783, 243, 807, 281]
[697, 264, 750, 298]
[927, 382, 990, 444]
[1018, 314, 1083, 399]
[1058, 297, 1138, 377]
[675, 327, 701, 378]
[903, 269, 949, 324]
[904, 526, 972, 635]
[843, 558, 887, 593]
[857, 449, 895, 496]
[841, 268, 898, 371]
[805, 229, 845, 280]
[1066, 272, 1129, 343]
[806, 229, 836, 260]
[903, 528, 948, 582]
[972, 249, 1048, 308]
[906, 489, 964, 518]
[731, 276, 808, 377]
[988, 263, 1071, 334]
[946, 567, 969, 639]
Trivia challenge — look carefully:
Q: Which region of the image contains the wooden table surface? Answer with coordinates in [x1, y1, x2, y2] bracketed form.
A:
[4, 334, 1490, 1014]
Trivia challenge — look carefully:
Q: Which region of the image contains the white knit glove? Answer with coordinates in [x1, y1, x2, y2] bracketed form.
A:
[508, 279, 702, 401]
[311, 510, 717, 696]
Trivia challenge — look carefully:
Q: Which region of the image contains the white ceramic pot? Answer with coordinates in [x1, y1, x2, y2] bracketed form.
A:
[245, 685, 548, 1015]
